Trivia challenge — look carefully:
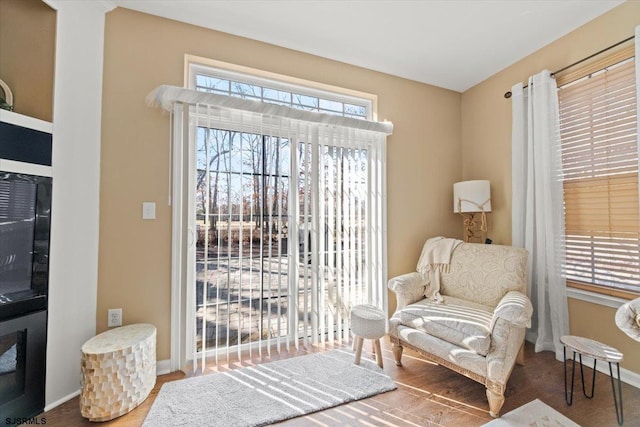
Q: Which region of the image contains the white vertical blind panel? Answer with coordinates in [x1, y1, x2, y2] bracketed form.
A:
[289, 127, 300, 352]
[184, 105, 198, 373]
[329, 141, 338, 340]
[201, 104, 209, 372]
[184, 101, 388, 365]
[317, 128, 327, 345]
[311, 126, 320, 345]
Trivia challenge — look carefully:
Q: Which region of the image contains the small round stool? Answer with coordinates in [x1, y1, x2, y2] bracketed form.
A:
[561, 335, 624, 426]
[351, 304, 386, 368]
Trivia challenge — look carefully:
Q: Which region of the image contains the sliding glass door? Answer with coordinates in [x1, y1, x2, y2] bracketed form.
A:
[194, 127, 291, 359]
[176, 104, 387, 368]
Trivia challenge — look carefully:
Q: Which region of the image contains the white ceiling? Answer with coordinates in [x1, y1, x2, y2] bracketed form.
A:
[112, 0, 625, 92]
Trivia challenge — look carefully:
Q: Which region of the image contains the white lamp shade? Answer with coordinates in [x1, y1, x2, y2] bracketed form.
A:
[453, 180, 492, 213]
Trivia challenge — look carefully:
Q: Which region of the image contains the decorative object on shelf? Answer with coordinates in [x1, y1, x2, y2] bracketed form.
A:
[453, 180, 492, 243]
[0, 79, 14, 111]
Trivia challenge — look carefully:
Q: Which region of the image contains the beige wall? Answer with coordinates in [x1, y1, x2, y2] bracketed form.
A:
[100, 8, 462, 360]
[0, 0, 55, 122]
[461, 1, 640, 373]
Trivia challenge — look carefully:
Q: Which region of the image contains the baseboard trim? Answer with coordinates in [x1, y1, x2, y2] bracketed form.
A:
[45, 389, 80, 412]
[157, 359, 171, 375]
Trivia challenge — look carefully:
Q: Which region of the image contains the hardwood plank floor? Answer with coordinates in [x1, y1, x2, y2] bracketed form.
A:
[38, 340, 639, 426]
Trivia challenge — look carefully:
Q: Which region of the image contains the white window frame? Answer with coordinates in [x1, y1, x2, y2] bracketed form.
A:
[169, 57, 385, 370]
[556, 47, 639, 308]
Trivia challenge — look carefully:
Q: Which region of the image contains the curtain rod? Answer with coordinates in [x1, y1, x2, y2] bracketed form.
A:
[504, 35, 635, 99]
[147, 84, 394, 134]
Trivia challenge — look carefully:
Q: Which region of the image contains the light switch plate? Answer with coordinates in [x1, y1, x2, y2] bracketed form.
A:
[142, 202, 156, 220]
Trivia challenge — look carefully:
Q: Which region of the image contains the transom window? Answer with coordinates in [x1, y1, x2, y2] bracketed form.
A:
[188, 61, 372, 120]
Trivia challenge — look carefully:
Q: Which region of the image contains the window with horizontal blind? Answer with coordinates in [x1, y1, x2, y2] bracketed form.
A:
[557, 48, 639, 295]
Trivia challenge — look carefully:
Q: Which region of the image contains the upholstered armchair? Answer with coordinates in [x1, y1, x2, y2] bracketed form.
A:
[388, 239, 532, 417]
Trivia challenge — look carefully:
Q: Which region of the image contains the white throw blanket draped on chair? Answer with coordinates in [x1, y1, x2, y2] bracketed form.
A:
[417, 236, 463, 303]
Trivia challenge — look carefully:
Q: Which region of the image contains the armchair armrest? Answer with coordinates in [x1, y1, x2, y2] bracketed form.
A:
[486, 317, 527, 389]
[490, 291, 533, 330]
[388, 272, 427, 310]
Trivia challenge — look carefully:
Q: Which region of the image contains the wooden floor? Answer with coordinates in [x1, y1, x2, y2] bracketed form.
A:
[39, 339, 639, 427]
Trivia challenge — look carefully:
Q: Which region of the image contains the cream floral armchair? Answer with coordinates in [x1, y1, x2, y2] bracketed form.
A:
[388, 239, 532, 417]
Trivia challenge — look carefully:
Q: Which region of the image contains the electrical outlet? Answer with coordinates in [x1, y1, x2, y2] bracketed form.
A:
[108, 308, 122, 327]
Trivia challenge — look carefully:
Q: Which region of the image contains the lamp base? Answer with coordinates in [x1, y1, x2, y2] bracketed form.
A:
[461, 212, 486, 243]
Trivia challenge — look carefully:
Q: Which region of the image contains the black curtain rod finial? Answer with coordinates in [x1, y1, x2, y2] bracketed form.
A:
[504, 91, 512, 98]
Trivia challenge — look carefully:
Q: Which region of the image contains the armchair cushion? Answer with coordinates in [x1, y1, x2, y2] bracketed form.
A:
[490, 291, 533, 330]
[399, 296, 494, 356]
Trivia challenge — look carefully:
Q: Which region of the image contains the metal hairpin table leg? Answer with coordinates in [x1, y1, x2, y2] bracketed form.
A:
[563, 346, 595, 404]
[579, 353, 597, 399]
[563, 345, 575, 405]
[609, 362, 623, 426]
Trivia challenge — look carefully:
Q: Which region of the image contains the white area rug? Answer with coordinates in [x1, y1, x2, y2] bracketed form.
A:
[142, 349, 397, 427]
[482, 399, 580, 427]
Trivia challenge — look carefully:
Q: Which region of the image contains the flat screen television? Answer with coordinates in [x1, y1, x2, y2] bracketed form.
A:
[0, 171, 51, 321]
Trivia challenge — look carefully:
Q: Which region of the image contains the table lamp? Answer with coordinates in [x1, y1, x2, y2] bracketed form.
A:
[453, 180, 491, 243]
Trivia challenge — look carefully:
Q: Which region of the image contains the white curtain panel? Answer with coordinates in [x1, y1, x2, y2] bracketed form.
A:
[511, 70, 569, 359]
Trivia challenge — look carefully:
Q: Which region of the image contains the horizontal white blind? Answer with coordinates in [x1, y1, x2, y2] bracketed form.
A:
[0, 180, 36, 220]
[558, 56, 639, 292]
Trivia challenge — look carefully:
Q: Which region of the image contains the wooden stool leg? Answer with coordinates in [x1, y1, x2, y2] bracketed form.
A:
[391, 342, 403, 366]
[516, 343, 525, 365]
[354, 336, 364, 365]
[374, 339, 383, 368]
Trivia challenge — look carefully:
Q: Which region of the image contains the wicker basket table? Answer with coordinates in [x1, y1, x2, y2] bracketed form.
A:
[80, 323, 156, 421]
[351, 304, 387, 368]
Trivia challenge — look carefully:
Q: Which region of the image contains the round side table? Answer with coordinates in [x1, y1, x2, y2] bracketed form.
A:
[560, 335, 624, 426]
[80, 323, 157, 421]
[351, 304, 386, 368]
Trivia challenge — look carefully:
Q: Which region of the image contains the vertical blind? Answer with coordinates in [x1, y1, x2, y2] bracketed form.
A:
[557, 51, 639, 293]
[149, 85, 391, 369]
[191, 106, 387, 368]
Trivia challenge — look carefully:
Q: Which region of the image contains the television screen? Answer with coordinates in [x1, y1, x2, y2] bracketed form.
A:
[0, 172, 51, 318]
